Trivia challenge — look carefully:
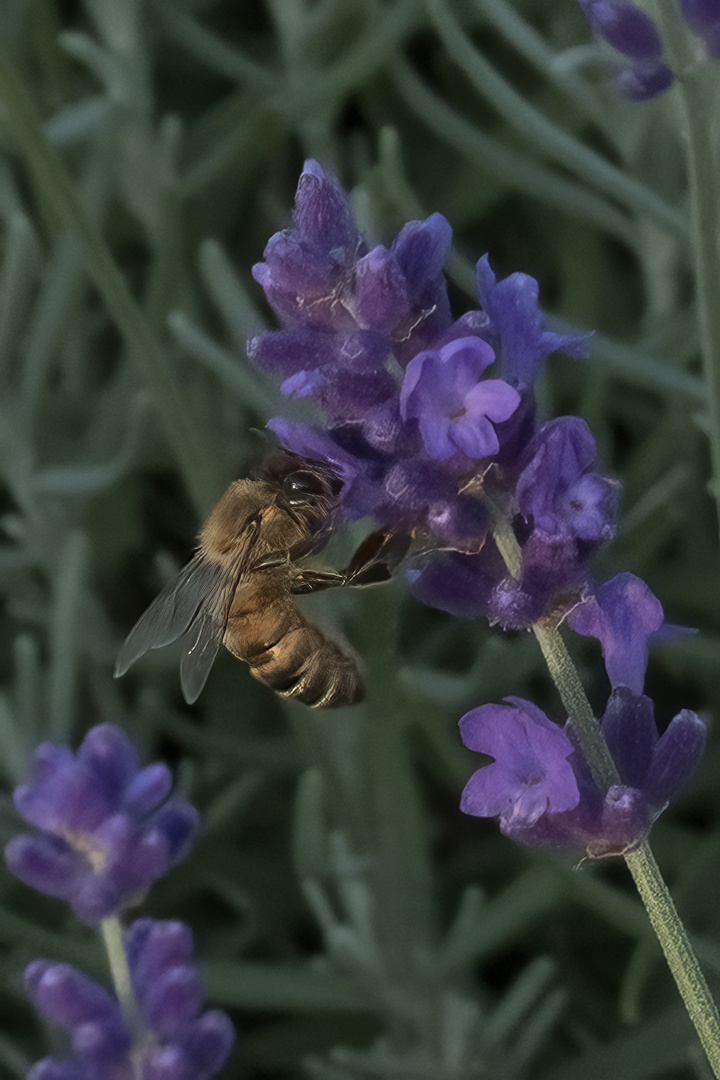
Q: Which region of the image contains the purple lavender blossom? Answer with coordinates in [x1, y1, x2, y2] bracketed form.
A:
[406, 416, 619, 628]
[459, 698, 580, 827]
[460, 572, 705, 855]
[615, 60, 675, 99]
[577, 0, 675, 98]
[25, 919, 234, 1080]
[251, 163, 611, 627]
[400, 337, 521, 461]
[250, 160, 453, 372]
[516, 417, 619, 545]
[566, 572, 664, 694]
[475, 257, 591, 389]
[579, 0, 664, 58]
[251, 159, 361, 331]
[459, 692, 705, 856]
[5, 724, 199, 924]
[680, 0, 720, 30]
[601, 688, 706, 809]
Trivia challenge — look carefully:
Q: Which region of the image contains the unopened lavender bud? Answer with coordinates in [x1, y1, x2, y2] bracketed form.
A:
[580, 0, 663, 58]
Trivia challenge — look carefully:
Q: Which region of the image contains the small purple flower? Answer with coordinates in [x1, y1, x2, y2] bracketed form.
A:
[251, 159, 452, 355]
[459, 698, 580, 828]
[680, 0, 720, 30]
[601, 688, 706, 811]
[250, 164, 457, 427]
[615, 60, 675, 99]
[577, 0, 675, 98]
[385, 213, 453, 363]
[517, 417, 619, 544]
[459, 692, 705, 855]
[5, 724, 199, 924]
[566, 572, 664, 694]
[579, 0, 663, 58]
[405, 418, 619, 629]
[476, 257, 591, 389]
[26, 919, 235, 1080]
[405, 550, 498, 619]
[400, 337, 521, 461]
[252, 159, 361, 331]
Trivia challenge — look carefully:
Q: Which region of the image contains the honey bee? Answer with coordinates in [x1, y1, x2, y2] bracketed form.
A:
[114, 453, 408, 708]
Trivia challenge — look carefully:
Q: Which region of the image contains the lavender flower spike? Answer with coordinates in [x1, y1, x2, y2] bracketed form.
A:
[26, 919, 235, 1080]
[460, 691, 705, 856]
[5, 723, 199, 924]
[252, 162, 607, 625]
[579, 0, 664, 59]
[577, 0, 675, 98]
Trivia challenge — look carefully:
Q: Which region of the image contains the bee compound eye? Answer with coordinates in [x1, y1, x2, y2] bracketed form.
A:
[282, 470, 329, 504]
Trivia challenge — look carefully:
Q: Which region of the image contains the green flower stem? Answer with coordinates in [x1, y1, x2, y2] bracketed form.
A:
[0, 44, 220, 517]
[100, 916, 141, 1033]
[652, 2, 720, 538]
[532, 625, 619, 790]
[536, 625, 720, 1076]
[491, 507, 720, 1072]
[491, 505, 617, 787]
[625, 843, 720, 1078]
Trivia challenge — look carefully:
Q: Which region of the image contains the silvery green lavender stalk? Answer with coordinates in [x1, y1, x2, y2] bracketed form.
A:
[4, 723, 235, 1080]
[247, 160, 719, 1072]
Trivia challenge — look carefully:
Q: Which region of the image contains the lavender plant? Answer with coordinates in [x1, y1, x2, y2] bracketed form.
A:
[1, 0, 719, 1078]
[4, 724, 234, 1079]
[248, 156, 717, 1066]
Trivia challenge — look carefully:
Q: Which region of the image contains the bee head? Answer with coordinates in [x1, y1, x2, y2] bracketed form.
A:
[263, 452, 343, 532]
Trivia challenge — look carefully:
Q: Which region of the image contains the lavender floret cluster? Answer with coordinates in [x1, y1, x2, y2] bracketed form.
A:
[579, 0, 720, 98]
[460, 574, 706, 856]
[251, 162, 706, 855]
[680, 0, 720, 56]
[5, 723, 198, 924]
[4, 724, 234, 1079]
[579, 0, 674, 99]
[25, 919, 234, 1080]
[251, 160, 597, 631]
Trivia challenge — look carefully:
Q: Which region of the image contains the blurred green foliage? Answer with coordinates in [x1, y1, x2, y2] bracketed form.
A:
[0, 0, 718, 1076]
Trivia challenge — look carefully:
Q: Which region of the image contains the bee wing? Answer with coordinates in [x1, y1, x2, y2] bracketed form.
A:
[115, 515, 264, 702]
[177, 605, 224, 704]
[115, 557, 242, 704]
[114, 556, 224, 678]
